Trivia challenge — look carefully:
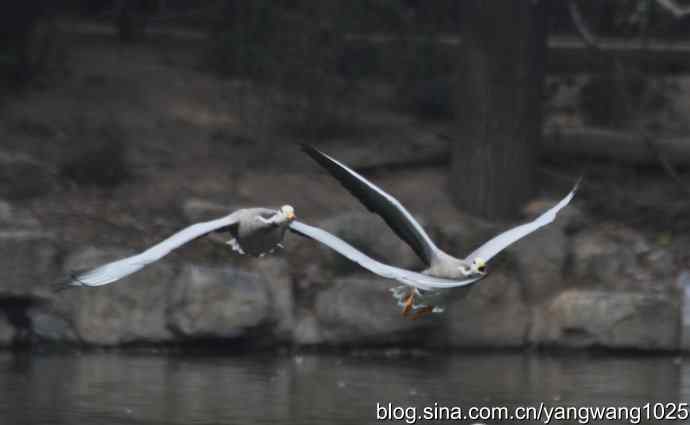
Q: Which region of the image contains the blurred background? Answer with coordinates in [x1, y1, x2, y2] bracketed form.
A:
[1, 1, 690, 424]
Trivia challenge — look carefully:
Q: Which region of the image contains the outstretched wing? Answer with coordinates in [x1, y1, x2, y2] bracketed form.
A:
[302, 145, 441, 267]
[61, 213, 241, 288]
[465, 180, 580, 264]
[289, 221, 480, 290]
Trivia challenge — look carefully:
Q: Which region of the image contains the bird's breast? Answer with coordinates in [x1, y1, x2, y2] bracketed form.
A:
[236, 225, 286, 257]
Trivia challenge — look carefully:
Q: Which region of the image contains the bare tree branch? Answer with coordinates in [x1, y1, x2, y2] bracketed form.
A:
[568, 0, 602, 51]
[542, 127, 690, 165]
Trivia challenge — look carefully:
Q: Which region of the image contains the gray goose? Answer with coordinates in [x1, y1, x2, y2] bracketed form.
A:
[291, 145, 578, 319]
[59, 206, 295, 289]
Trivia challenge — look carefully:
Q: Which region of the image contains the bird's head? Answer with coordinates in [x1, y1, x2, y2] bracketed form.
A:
[279, 205, 296, 222]
[458, 257, 487, 276]
[471, 257, 487, 275]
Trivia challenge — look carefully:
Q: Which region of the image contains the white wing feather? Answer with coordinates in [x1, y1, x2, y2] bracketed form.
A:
[289, 221, 481, 290]
[67, 214, 239, 287]
[465, 181, 579, 264]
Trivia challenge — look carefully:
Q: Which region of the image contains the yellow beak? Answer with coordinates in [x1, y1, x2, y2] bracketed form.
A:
[287, 212, 296, 220]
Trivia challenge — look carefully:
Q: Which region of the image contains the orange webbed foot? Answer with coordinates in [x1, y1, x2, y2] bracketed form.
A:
[410, 306, 434, 320]
[401, 291, 414, 317]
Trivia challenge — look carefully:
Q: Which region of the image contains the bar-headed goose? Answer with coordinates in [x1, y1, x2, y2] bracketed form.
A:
[58, 206, 296, 289]
[292, 145, 578, 319]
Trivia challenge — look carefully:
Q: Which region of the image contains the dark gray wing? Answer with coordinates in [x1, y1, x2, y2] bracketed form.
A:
[465, 180, 579, 264]
[63, 213, 241, 288]
[302, 145, 440, 266]
[289, 221, 480, 290]
[213, 221, 239, 238]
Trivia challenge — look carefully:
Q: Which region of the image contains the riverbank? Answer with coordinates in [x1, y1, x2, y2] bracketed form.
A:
[1, 21, 689, 352]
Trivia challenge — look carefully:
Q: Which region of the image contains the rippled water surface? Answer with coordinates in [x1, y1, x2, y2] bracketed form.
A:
[0, 351, 688, 424]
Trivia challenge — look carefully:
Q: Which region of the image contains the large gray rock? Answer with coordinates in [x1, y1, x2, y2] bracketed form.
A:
[438, 272, 530, 348]
[247, 257, 295, 340]
[0, 209, 58, 297]
[571, 225, 675, 292]
[29, 307, 77, 342]
[293, 312, 322, 345]
[509, 200, 584, 302]
[34, 246, 177, 345]
[312, 276, 432, 345]
[0, 151, 56, 200]
[511, 232, 565, 303]
[167, 264, 272, 339]
[532, 289, 680, 350]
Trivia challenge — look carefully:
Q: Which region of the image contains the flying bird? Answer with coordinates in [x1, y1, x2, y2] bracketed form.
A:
[58, 206, 296, 289]
[295, 145, 578, 319]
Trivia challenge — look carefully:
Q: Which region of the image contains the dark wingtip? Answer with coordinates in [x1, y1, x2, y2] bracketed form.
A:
[50, 280, 74, 293]
[300, 144, 322, 157]
[573, 175, 584, 192]
[300, 144, 336, 170]
[50, 271, 83, 293]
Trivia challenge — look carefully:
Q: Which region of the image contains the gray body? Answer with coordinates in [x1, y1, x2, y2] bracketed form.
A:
[423, 251, 470, 280]
[228, 207, 290, 257]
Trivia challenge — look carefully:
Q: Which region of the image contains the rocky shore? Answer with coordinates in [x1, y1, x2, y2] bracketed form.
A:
[1, 196, 688, 352]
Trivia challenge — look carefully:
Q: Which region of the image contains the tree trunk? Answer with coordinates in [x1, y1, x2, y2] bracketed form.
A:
[450, 1, 546, 220]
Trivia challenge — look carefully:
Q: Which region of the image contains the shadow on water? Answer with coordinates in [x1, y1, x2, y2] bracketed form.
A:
[0, 350, 687, 424]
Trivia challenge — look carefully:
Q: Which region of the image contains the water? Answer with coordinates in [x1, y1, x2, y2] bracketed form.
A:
[0, 350, 688, 424]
